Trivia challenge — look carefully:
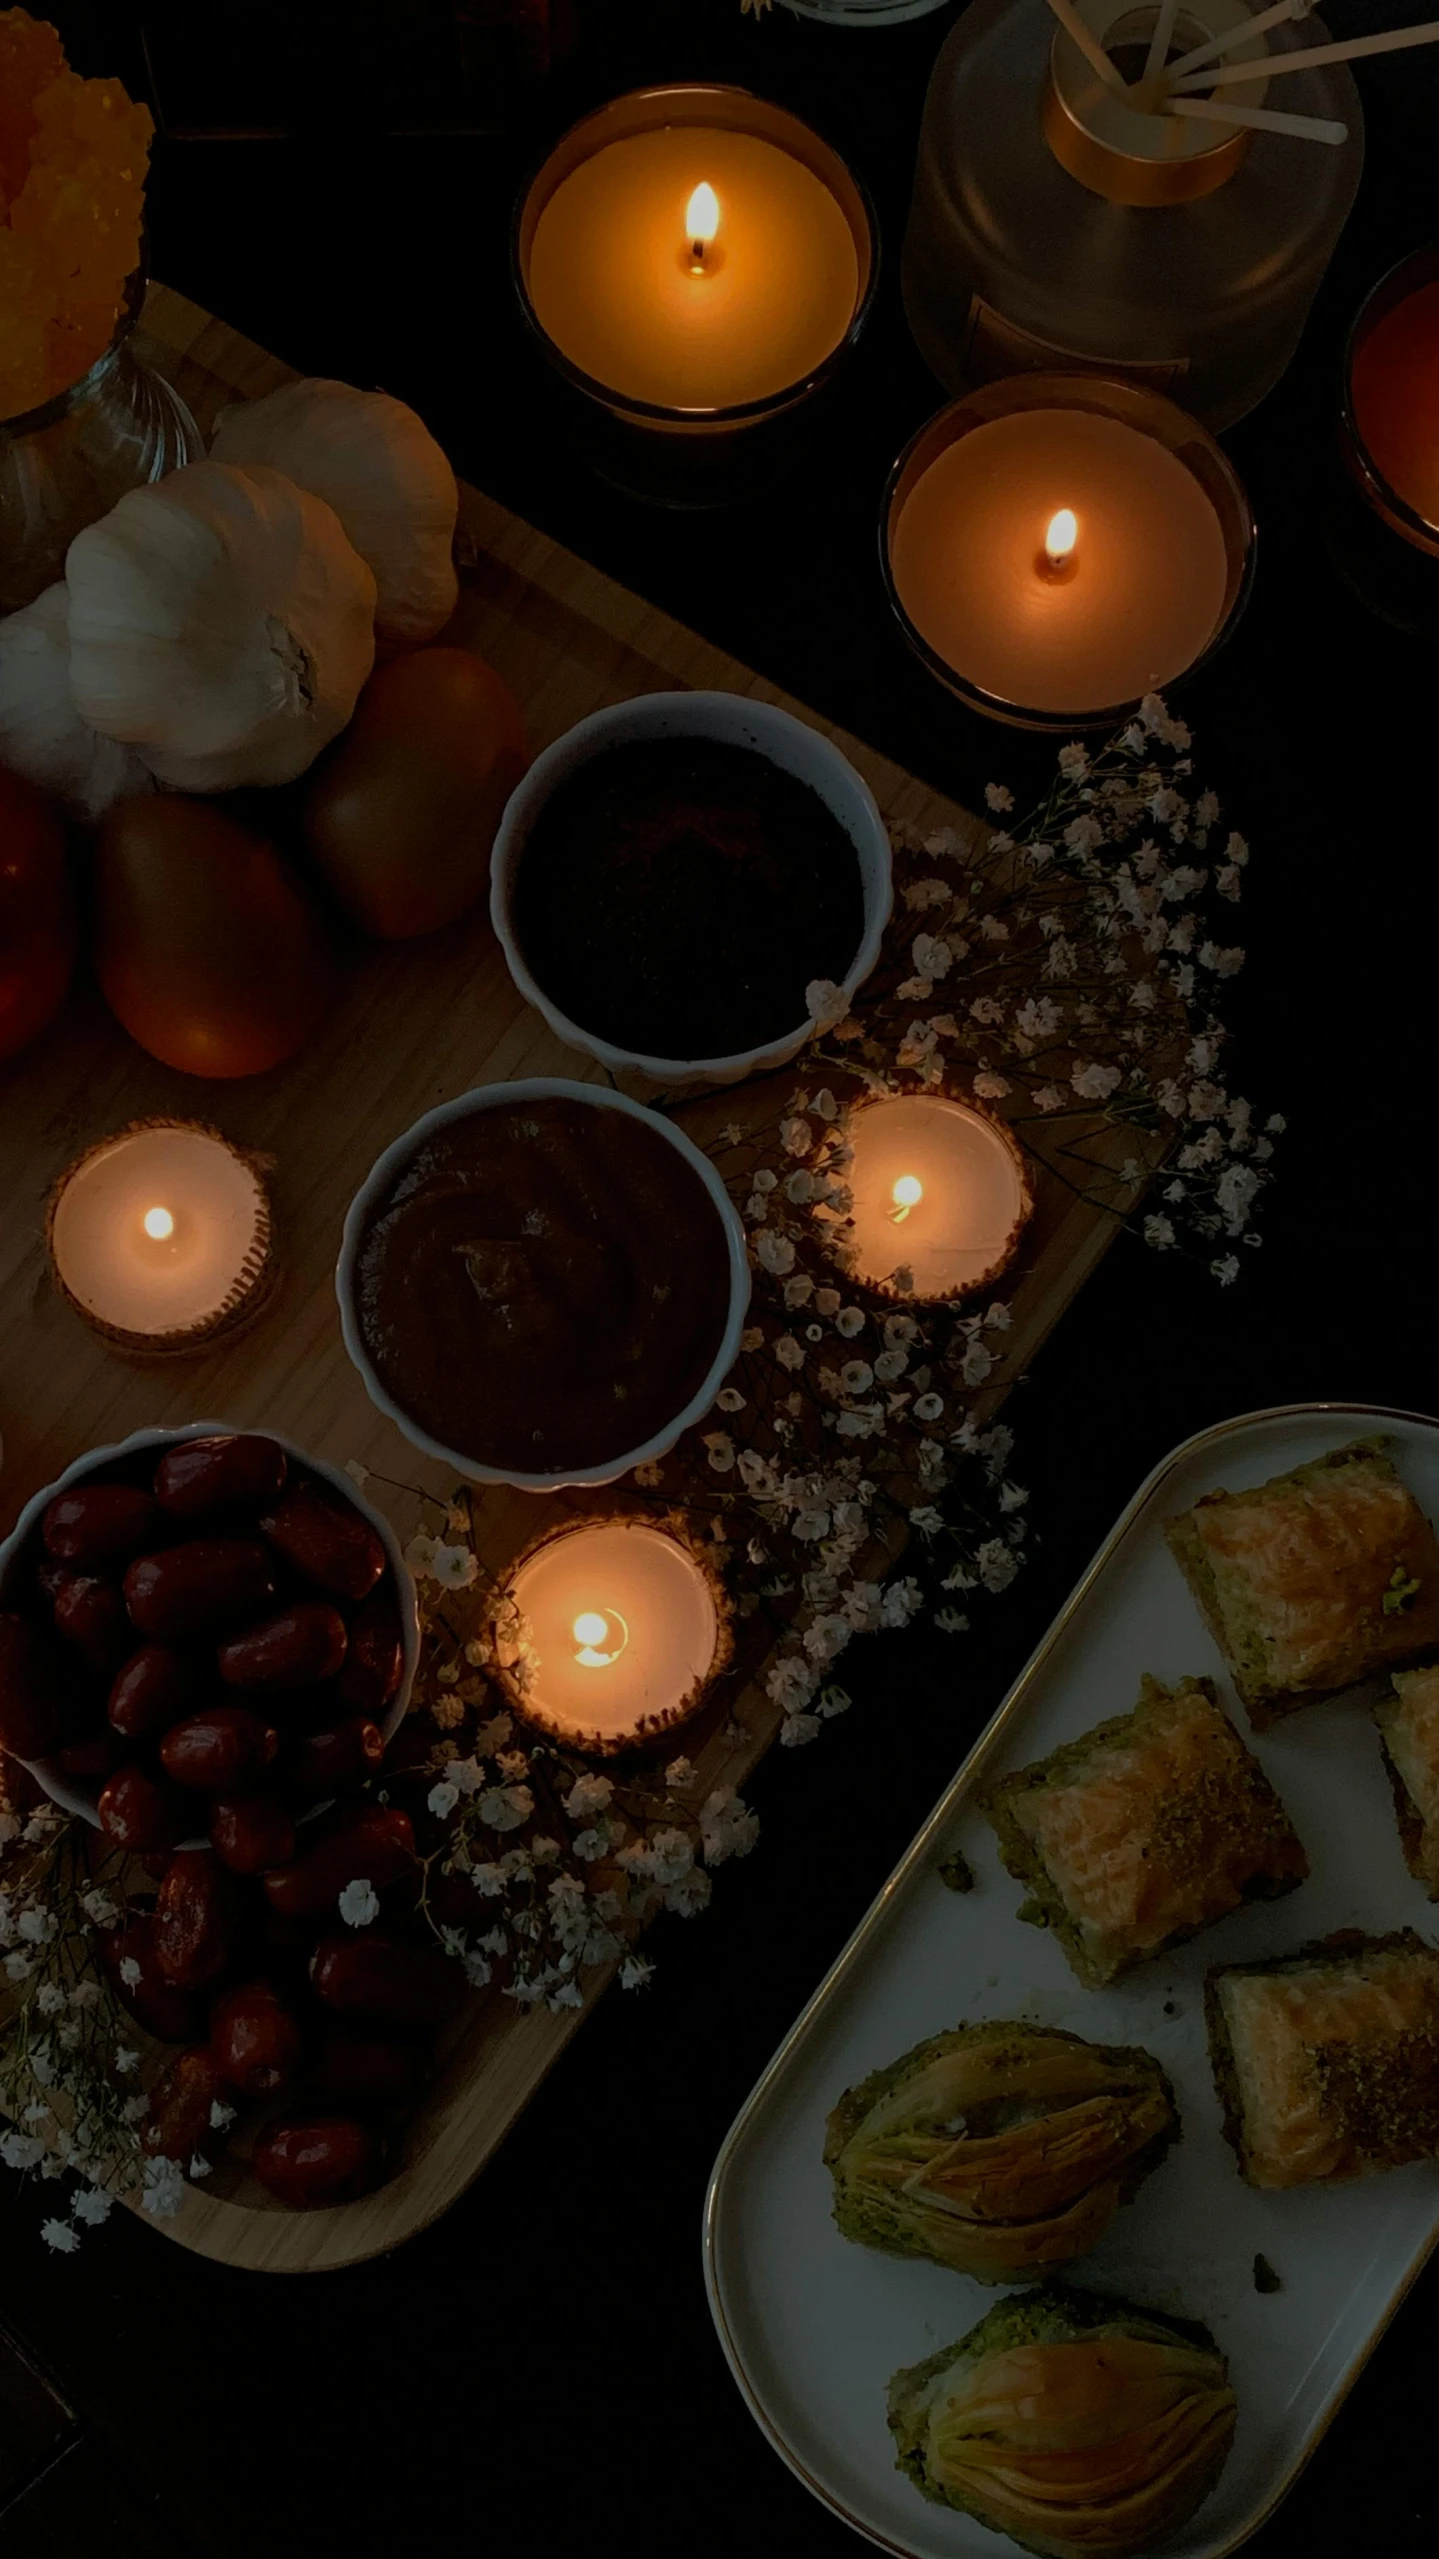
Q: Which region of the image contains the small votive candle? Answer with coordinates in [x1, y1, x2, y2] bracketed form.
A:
[839, 1095, 1032, 1303]
[883, 373, 1254, 729]
[47, 1120, 275, 1355]
[1342, 246, 1439, 558]
[496, 1518, 729, 1756]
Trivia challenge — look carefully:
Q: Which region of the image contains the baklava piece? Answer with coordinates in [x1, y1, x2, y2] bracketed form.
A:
[984, 1675, 1307, 1990]
[888, 2282, 1237, 2559]
[1376, 1664, 1439, 1896]
[825, 2021, 1178, 2285]
[1206, 1930, 1439, 2189]
[1166, 1436, 1439, 1725]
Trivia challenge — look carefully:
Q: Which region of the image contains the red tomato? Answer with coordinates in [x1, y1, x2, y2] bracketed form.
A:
[0, 766, 76, 1064]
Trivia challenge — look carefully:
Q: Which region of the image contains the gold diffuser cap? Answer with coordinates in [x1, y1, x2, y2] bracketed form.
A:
[1044, 0, 1270, 205]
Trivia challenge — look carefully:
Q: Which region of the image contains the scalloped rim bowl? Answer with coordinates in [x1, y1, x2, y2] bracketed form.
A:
[0, 1422, 420, 1833]
[336, 1077, 752, 1492]
[489, 690, 894, 1089]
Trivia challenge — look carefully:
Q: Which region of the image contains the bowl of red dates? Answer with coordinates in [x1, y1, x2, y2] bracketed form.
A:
[0, 1425, 462, 2213]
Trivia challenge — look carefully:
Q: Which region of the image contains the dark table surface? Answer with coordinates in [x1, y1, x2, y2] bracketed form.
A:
[3, 2, 1438, 2552]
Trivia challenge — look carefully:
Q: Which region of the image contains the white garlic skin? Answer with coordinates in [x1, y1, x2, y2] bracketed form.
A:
[66, 459, 377, 793]
[211, 379, 459, 648]
[0, 583, 156, 823]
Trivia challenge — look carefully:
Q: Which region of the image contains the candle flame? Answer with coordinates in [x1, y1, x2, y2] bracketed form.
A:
[1044, 508, 1078, 569]
[889, 1173, 924, 1225]
[142, 1205, 175, 1241]
[572, 1607, 629, 1669]
[687, 181, 720, 245]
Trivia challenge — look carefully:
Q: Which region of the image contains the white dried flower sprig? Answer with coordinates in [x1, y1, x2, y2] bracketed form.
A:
[397, 1557, 760, 2007]
[656, 696, 1272, 1737]
[0, 1802, 149, 2248]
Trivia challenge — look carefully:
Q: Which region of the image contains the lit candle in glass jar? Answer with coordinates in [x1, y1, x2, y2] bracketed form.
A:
[883, 374, 1254, 728]
[496, 1518, 727, 1755]
[839, 1095, 1032, 1302]
[1343, 247, 1439, 556]
[47, 1120, 275, 1354]
[516, 86, 874, 430]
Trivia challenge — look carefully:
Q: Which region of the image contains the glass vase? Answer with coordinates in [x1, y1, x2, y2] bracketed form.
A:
[0, 270, 201, 615]
[901, 0, 1364, 430]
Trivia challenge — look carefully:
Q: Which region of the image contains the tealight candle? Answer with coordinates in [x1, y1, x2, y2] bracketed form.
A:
[1342, 247, 1439, 558]
[47, 1120, 275, 1355]
[495, 1518, 728, 1756]
[883, 373, 1254, 729]
[515, 84, 875, 451]
[838, 1095, 1033, 1302]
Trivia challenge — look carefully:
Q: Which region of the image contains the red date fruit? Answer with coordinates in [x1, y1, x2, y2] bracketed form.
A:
[154, 1433, 288, 1525]
[41, 1481, 157, 1570]
[287, 1718, 384, 1798]
[307, 2028, 426, 2109]
[334, 1589, 404, 1716]
[217, 1602, 347, 1692]
[108, 1644, 199, 1740]
[0, 1612, 78, 1756]
[50, 1573, 132, 1674]
[259, 1479, 386, 1606]
[210, 1979, 304, 2095]
[152, 1847, 238, 1988]
[262, 1805, 415, 1919]
[310, 1926, 462, 2030]
[98, 1911, 204, 2043]
[142, 2047, 232, 2162]
[252, 2113, 383, 2208]
[160, 1706, 279, 1792]
[124, 1540, 276, 1640]
[210, 1791, 297, 1875]
[55, 1724, 122, 1781]
[97, 1762, 188, 1852]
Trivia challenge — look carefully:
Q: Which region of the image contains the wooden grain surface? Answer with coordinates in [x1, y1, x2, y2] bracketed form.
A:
[0, 285, 1127, 2270]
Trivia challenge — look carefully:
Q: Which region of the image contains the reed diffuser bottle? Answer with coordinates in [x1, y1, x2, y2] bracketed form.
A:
[901, 0, 1364, 428]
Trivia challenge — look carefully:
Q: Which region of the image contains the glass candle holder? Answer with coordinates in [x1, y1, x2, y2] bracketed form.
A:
[901, 0, 1362, 431]
[836, 1094, 1034, 1303]
[513, 84, 877, 504]
[1340, 246, 1439, 559]
[881, 372, 1255, 729]
[0, 268, 201, 614]
[1327, 245, 1439, 638]
[493, 1516, 732, 1755]
[46, 1120, 277, 1356]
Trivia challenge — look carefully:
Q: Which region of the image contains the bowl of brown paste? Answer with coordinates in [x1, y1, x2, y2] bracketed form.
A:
[336, 1080, 750, 1490]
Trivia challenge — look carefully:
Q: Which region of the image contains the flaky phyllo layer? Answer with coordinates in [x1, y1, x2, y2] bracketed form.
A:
[1167, 1439, 1439, 1722]
[826, 2021, 1177, 2283]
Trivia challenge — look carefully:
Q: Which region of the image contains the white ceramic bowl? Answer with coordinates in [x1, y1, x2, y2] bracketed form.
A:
[336, 1076, 751, 1493]
[0, 1422, 420, 1832]
[489, 690, 894, 1088]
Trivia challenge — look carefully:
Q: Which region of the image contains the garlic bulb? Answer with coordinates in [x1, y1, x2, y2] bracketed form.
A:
[66, 460, 377, 793]
[0, 583, 155, 822]
[211, 379, 459, 647]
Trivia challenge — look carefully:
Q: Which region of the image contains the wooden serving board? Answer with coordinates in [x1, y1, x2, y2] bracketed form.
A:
[0, 286, 1127, 2272]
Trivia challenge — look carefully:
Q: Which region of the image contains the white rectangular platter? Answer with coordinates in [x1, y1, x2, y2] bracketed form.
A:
[704, 1402, 1439, 2559]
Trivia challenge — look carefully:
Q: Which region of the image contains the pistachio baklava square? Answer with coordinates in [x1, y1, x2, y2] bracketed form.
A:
[1375, 1663, 1439, 1897]
[983, 1674, 1308, 1990]
[1166, 1437, 1439, 1726]
[1206, 1931, 1439, 2188]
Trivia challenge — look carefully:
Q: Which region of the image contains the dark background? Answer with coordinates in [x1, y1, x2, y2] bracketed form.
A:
[3, 2, 1438, 2551]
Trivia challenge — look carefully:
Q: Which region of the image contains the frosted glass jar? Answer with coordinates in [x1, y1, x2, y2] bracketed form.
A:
[0, 270, 200, 613]
[901, 0, 1363, 429]
[779, 0, 952, 22]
